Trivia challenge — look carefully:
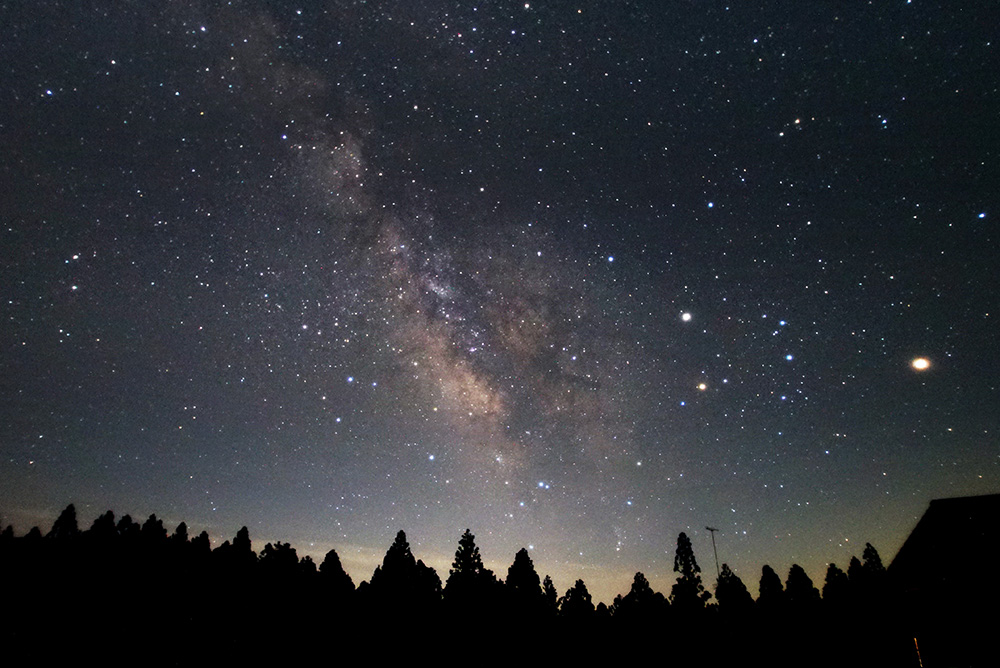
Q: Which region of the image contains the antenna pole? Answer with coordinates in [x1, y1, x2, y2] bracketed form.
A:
[706, 526, 720, 578]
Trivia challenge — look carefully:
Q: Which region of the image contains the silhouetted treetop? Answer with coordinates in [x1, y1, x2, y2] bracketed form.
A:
[320, 548, 355, 594]
[506, 548, 541, 593]
[88, 510, 116, 539]
[172, 522, 188, 544]
[559, 579, 595, 619]
[715, 564, 754, 614]
[47, 504, 79, 541]
[141, 514, 167, 544]
[785, 564, 821, 609]
[862, 543, 885, 574]
[369, 530, 441, 610]
[444, 529, 498, 609]
[823, 563, 850, 606]
[542, 575, 558, 615]
[758, 564, 785, 613]
[671, 532, 710, 611]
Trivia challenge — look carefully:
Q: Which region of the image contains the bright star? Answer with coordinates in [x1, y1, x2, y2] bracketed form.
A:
[911, 357, 931, 371]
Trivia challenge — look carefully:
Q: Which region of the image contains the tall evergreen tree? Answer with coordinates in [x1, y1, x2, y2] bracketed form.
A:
[785, 564, 821, 611]
[506, 548, 543, 615]
[757, 564, 785, 614]
[506, 548, 541, 595]
[191, 530, 211, 555]
[444, 529, 497, 610]
[140, 514, 168, 544]
[369, 530, 441, 612]
[670, 532, 710, 611]
[559, 579, 595, 619]
[47, 504, 79, 541]
[259, 542, 299, 576]
[616, 571, 664, 620]
[862, 543, 886, 580]
[822, 563, 850, 608]
[715, 564, 754, 615]
[319, 548, 355, 596]
[88, 510, 116, 540]
[171, 522, 189, 544]
[542, 575, 559, 616]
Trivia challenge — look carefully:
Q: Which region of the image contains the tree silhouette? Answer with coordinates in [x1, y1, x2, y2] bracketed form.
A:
[444, 529, 498, 612]
[822, 563, 850, 610]
[171, 522, 189, 544]
[47, 504, 79, 541]
[715, 563, 754, 615]
[506, 548, 541, 595]
[559, 579, 595, 619]
[506, 548, 543, 616]
[542, 575, 559, 616]
[140, 514, 168, 544]
[855, 542, 889, 608]
[259, 541, 299, 576]
[319, 548, 355, 597]
[369, 530, 441, 613]
[758, 564, 785, 614]
[615, 571, 666, 620]
[670, 532, 710, 611]
[233, 526, 254, 560]
[785, 564, 821, 611]
[191, 530, 211, 555]
[299, 555, 317, 577]
[88, 510, 116, 540]
[116, 515, 139, 541]
[862, 543, 885, 575]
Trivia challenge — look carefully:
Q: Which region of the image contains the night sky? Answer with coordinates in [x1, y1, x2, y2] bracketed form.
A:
[2, 1, 997, 604]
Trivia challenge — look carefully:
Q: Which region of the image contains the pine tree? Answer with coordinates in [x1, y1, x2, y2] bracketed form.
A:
[715, 564, 754, 615]
[369, 530, 441, 612]
[862, 543, 886, 577]
[785, 564, 821, 610]
[542, 575, 559, 616]
[822, 563, 850, 609]
[319, 548, 355, 596]
[616, 571, 663, 619]
[506, 548, 541, 595]
[506, 548, 543, 615]
[47, 504, 79, 541]
[670, 532, 710, 611]
[171, 522, 189, 544]
[757, 564, 785, 614]
[558, 579, 595, 619]
[444, 529, 497, 610]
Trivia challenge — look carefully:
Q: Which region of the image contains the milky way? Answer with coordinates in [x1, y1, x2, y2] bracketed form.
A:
[2, 1, 997, 603]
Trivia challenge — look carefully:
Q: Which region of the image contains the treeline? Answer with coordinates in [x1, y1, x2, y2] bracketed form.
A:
[0, 505, 917, 664]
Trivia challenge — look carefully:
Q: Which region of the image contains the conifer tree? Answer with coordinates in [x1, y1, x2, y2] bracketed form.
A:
[444, 529, 497, 609]
[320, 548, 355, 596]
[822, 563, 850, 608]
[617, 571, 662, 619]
[715, 564, 754, 615]
[506, 548, 541, 595]
[542, 575, 559, 615]
[370, 530, 441, 611]
[559, 579, 595, 619]
[670, 532, 710, 611]
[47, 504, 79, 541]
[785, 564, 821, 610]
[758, 564, 785, 614]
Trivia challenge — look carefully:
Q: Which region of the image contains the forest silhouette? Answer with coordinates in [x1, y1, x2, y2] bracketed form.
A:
[0, 504, 972, 665]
